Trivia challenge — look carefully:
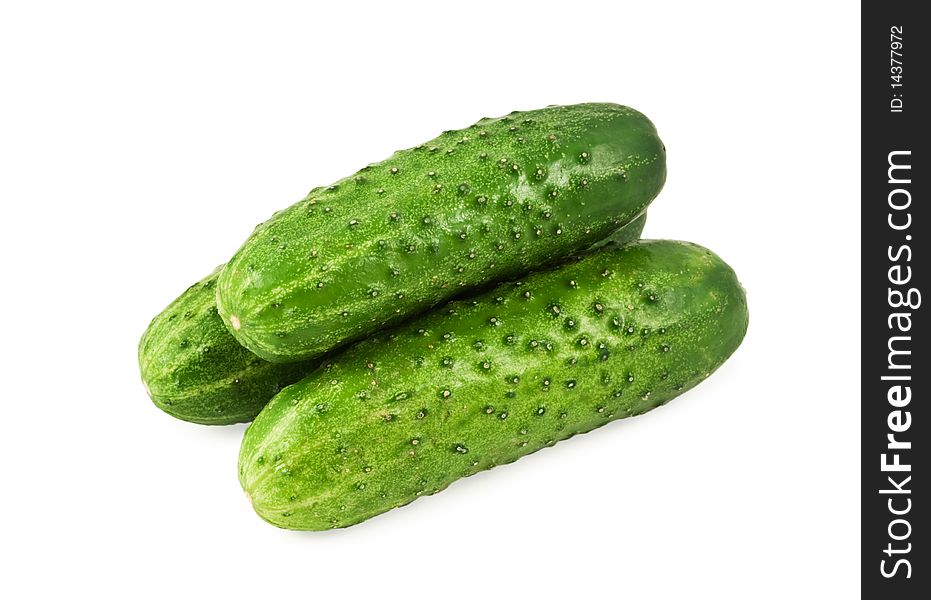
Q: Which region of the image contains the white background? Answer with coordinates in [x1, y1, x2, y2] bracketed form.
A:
[1, 1, 859, 598]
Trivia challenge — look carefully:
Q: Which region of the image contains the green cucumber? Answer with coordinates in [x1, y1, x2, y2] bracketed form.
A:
[138, 268, 318, 425]
[239, 239, 748, 530]
[217, 103, 666, 363]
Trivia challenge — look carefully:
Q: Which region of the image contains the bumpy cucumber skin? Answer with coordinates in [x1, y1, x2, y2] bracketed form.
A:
[239, 240, 748, 530]
[138, 268, 317, 425]
[138, 215, 643, 424]
[217, 103, 666, 363]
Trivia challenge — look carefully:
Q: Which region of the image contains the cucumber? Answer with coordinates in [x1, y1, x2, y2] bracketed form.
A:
[138, 268, 318, 425]
[239, 240, 748, 529]
[217, 103, 666, 363]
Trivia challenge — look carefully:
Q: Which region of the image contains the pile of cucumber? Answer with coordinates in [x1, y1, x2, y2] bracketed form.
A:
[139, 103, 748, 530]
